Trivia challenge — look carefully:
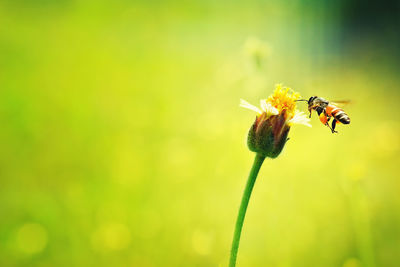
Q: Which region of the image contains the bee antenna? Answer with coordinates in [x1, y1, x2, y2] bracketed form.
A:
[296, 99, 308, 102]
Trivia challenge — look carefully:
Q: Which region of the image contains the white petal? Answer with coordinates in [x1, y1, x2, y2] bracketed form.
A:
[264, 102, 279, 116]
[260, 99, 268, 112]
[289, 111, 312, 127]
[260, 99, 279, 115]
[240, 99, 262, 114]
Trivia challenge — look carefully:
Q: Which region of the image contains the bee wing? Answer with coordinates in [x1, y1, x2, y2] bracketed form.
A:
[330, 100, 352, 107]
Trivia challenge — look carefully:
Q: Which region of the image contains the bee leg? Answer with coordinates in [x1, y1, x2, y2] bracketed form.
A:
[331, 119, 338, 133]
[325, 119, 338, 133]
[325, 122, 336, 133]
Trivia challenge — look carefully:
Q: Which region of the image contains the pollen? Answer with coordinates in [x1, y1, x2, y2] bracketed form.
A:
[267, 84, 300, 119]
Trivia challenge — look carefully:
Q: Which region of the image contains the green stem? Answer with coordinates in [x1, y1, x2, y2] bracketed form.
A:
[229, 153, 266, 267]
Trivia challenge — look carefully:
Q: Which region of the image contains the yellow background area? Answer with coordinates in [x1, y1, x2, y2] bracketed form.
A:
[0, 1, 399, 266]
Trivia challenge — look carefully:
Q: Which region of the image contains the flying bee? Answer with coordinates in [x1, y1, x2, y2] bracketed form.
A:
[297, 96, 350, 133]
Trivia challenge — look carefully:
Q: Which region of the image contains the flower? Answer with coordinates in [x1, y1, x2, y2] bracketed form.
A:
[240, 84, 311, 158]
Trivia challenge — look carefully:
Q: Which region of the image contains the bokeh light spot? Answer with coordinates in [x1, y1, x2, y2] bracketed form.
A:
[16, 223, 48, 255]
[343, 257, 361, 267]
[91, 223, 131, 252]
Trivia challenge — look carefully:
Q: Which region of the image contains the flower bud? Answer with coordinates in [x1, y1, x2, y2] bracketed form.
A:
[247, 110, 290, 158]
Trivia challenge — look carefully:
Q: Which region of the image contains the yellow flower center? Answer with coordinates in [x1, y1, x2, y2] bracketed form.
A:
[267, 84, 300, 119]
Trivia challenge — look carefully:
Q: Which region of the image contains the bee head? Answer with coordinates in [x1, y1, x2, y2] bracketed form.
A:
[308, 96, 317, 105]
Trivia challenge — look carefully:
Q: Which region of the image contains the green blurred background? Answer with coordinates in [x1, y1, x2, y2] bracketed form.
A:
[0, 0, 399, 266]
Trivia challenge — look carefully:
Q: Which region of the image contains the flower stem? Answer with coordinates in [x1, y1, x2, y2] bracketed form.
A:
[229, 153, 266, 267]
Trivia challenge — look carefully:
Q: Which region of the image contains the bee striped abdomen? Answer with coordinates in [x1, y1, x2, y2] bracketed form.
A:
[329, 106, 350, 124]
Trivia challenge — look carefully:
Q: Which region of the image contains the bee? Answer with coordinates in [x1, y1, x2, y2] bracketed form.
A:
[297, 96, 350, 133]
